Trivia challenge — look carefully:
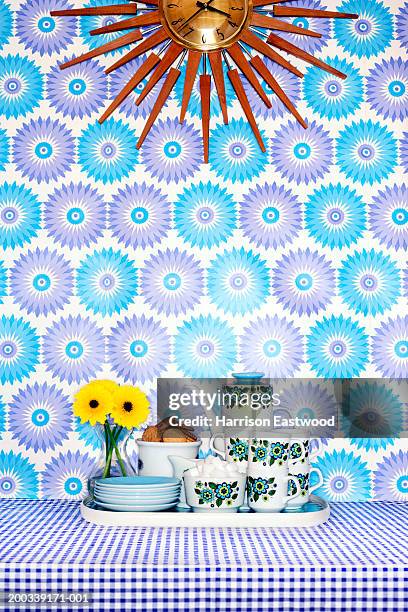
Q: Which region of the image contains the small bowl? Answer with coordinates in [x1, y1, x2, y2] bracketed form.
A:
[183, 470, 246, 513]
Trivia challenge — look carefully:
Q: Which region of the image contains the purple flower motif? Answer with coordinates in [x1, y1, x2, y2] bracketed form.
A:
[44, 182, 106, 249]
[109, 57, 167, 119]
[397, 3, 408, 49]
[240, 182, 301, 249]
[108, 315, 170, 383]
[9, 383, 72, 452]
[42, 450, 97, 499]
[275, 0, 331, 54]
[109, 182, 170, 249]
[243, 61, 301, 120]
[272, 249, 335, 316]
[16, 0, 76, 55]
[10, 248, 73, 316]
[13, 118, 75, 183]
[141, 249, 204, 316]
[370, 185, 407, 251]
[141, 118, 201, 182]
[374, 450, 408, 501]
[372, 317, 408, 379]
[47, 59, 108, 119]
[43, 315, 105, 384]
[239, 315, 303, 377]
[366, 58, 408, 121]
[271, 120, 333, 183]
[400, 131, 408, 175]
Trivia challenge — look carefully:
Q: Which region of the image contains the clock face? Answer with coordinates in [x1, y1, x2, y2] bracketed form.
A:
[160, 0, 252, 51]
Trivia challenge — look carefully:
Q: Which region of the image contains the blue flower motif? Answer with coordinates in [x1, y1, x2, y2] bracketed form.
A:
[339, 249, 400, 316]
[345, 382, 403, 449]
[307, 315, 368, 378]
[209, 119, 267, 183]
[372, 316, 408, 379]
[366, 58, 408, 121]
[313, 449, 372, 502]
[16, 0, 76, 55]
[334, 0, 393, 58]
[240, 182, 301, 249]
[47, 59, 107, 119]
[10, 248, 74, 316]
[0, 55, 43, 118]
[396, 3, 408, 49]
[9, 383, 72, 452]
[42, 450, 97, 499]
[336, 120, 397, 185]
[174, 56, 233, 118]
[0, 395, 4, 436]
[0, 183, 40, 249]
[109, 182, 170, 249]
[175, 315, 237, 377]
[374, 450, 408, 501]
[77, 248, 138, 316]
[75, 417, 102, 451]
[244, 61, 301, 121]
[0, 127, 8, 170]
[174, 182, 236, 248]
[141, 249, 204, 317]
[272, 248, 335, 316]
[109, 315, 170, 384]
[78, 119, 138, 183]
[272, 120, 332, 184]
[304, 57, 363, 119]
[0, 316, 39, 384]
[207, 248, 269, 315]
[0, 451, 39, 499]
[0, 1, 12, 50]
[13, 118, 75, 183]
[369, 184, 406, 252]
[43, 315, 105, 384]
[305, 183, 366, 249]
[45, 183, 106, 250]
[80, 0, 136, 54]
[240, 315, 303, 377]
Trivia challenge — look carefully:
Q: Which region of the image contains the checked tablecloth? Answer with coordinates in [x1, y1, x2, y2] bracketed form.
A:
[0, 500, 407, 611]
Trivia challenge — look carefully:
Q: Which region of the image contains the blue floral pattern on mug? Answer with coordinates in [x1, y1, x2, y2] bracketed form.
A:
[289, 473, 309, 497]
[250, 439, 288, 466]
[247, 475, 277, 502]
[228, 438, 248, 462]
[194, 479, 239, 508]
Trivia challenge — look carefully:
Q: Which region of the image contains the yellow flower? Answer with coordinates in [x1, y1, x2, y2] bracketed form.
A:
[73, 380, 116, 426]
[111, 386, 150, 429]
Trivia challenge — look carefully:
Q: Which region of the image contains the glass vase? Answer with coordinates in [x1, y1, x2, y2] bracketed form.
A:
[88, 423, 137, 499]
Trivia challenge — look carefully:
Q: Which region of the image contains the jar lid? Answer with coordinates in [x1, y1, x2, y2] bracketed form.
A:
[231, 372, 265, 380]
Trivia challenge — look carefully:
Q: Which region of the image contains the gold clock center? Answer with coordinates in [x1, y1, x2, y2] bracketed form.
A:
[160, 0, 252, 51]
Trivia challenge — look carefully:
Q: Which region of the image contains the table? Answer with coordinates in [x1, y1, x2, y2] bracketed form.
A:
[0, 500, 407, 611]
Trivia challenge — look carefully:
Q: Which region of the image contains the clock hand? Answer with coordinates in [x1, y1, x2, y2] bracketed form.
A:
[196, 1, 230, 17]
[176, 0, 215, 32]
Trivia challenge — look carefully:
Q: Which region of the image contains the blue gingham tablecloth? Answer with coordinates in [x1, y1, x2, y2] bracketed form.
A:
[0, 500, 407, 611]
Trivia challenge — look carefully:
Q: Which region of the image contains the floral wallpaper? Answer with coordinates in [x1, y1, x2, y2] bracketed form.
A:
[0, 0, 407, 502]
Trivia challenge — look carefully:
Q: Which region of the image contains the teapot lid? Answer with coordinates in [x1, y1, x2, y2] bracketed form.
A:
[232, 372, 265, 380]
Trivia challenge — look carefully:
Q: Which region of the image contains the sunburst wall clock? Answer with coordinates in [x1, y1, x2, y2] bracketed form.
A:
[51, 0, 358, 162]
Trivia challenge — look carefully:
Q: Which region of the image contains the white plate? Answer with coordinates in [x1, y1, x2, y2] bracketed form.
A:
[96, 500, 178, 512]
[81, 495, 330, 527]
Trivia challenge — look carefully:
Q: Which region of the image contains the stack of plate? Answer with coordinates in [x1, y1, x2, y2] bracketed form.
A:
[94, 476, 181, 512]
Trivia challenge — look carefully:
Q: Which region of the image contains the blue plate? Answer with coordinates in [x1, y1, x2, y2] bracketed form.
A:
[95, 492, 179, 504]
[95, 476, 180, 487]
[96, 500, 178, 512]
[94, 487, 180, 498]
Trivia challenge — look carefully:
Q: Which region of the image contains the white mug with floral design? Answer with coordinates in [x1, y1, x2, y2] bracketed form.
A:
[210, 434, 249, 468]
[247, 471, 302, 513]
[286, 462, 323, 510]
[289, 438, 321, 464]
[247, 437, 306, 475]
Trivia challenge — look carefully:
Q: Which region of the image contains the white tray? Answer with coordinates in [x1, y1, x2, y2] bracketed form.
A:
[80, 495, 330, 528]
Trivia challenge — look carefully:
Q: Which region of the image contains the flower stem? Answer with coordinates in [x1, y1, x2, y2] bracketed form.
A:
[106, 423, 127, 477]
